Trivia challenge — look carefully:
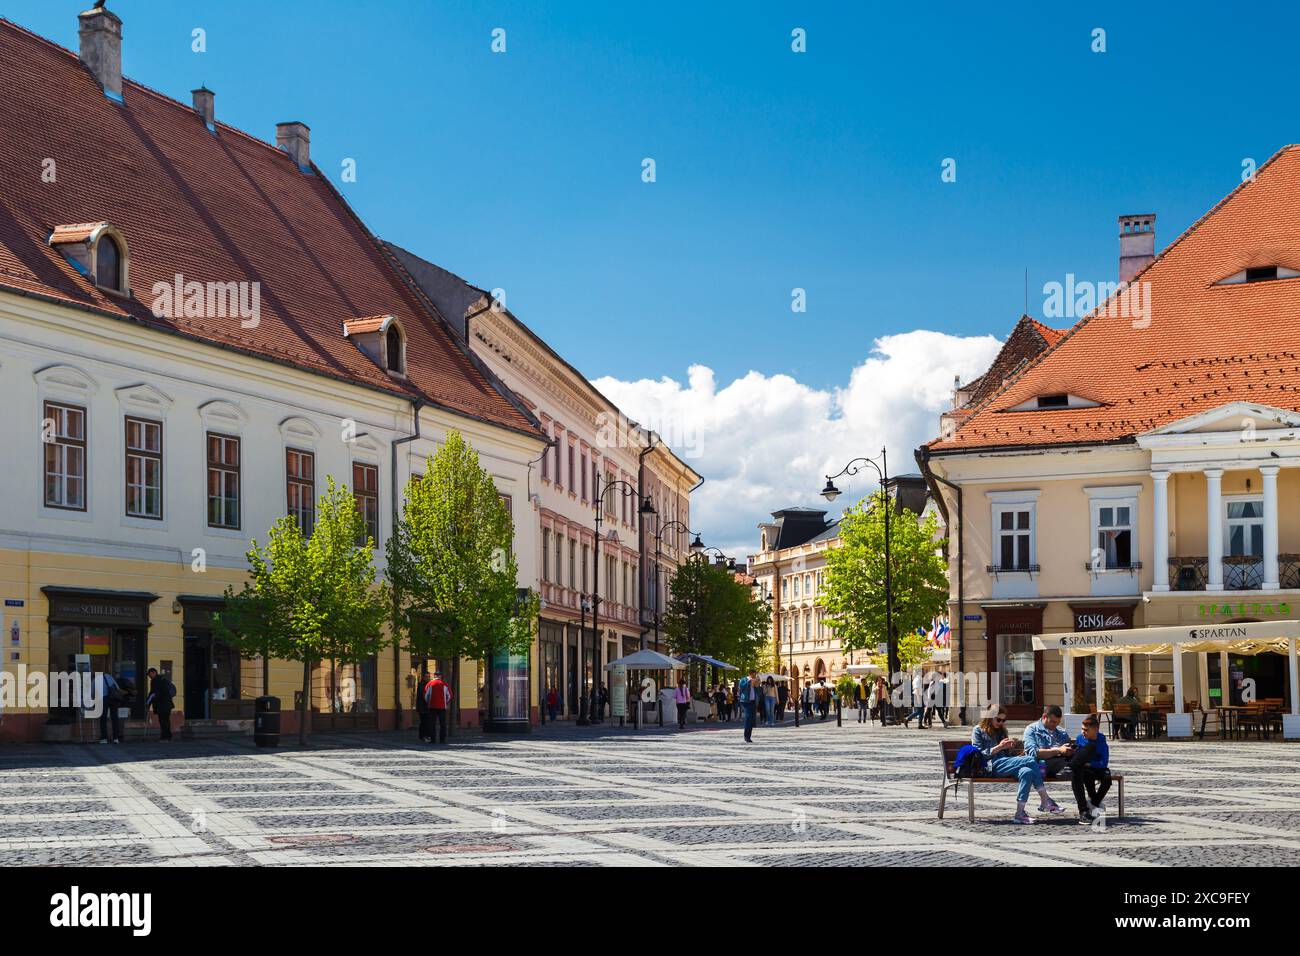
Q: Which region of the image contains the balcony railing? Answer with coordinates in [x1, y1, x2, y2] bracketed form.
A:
[986, 563, 1040, 576]
[1167, 554, 1300, 591]
[1083, 561, 1142, 575]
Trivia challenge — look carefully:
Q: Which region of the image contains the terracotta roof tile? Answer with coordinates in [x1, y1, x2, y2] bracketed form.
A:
[931, 144, 1300, 452]
[0, 18, 539, 438]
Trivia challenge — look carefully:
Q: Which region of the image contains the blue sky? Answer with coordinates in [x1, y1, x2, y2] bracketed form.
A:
[12, 1, 1300, 552]
[12, 1, 1299, 391]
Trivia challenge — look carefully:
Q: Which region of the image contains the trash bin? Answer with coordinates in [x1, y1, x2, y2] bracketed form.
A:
[254, 696, 280, 748]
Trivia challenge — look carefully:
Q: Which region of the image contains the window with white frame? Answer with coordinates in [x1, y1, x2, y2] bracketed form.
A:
[44, 401, 87, 510]
[1225, 497, 1264, 557]
[993, 504, 1034, 570]
[1094, 502, 1134, 568]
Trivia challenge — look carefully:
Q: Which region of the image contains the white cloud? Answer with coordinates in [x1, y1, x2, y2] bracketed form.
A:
[591, 330, 1001, 559]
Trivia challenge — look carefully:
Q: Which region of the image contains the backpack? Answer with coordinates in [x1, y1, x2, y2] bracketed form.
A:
[952, 744, 987, 779]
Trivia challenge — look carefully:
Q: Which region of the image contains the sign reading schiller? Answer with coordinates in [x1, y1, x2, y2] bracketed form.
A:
[43, 588, 156, 626]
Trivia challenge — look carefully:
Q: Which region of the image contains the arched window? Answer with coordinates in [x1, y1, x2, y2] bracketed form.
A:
[96, 235, 122, 291]
[385, 324, 404, 373]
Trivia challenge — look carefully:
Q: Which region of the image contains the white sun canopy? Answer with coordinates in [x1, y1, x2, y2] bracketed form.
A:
[604, 650, 687, 671]
[1032, 619, 1300, 657]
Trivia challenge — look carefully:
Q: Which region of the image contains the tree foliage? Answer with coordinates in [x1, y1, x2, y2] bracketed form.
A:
[215, 477, 390, 744]
[819, 490, 949, 673]
[386, 431, 537, 666]
[662, 559, 770, 675]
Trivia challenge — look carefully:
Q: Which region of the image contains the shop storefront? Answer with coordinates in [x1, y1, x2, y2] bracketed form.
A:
[177, 595, 247, 721]
[43, 587, 156, 721]
[983, 604, 1045, 719]
[1068, 603, 1137, 712]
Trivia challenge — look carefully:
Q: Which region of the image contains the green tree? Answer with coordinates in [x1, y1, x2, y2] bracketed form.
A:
[662, 559, 770, 680]
[386, 431, 537, 704]
[819, 490, 949, 675]
[215, 477, 390, 745]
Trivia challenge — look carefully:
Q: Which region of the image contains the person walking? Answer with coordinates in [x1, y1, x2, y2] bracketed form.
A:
[776, 680, 789, 722]
[854, 679, 867, 723]
[713, 684, 728, 722]
[145, 667, 175, 742]
[415, 669, 433, 743]
[98, 670, 126, 744]
[762, 677, 777, 727]
[739, 669, 759, 742]
[674, 678, 691, 729]
[545, 685, 559, 723]
[427, 670, 451, 744]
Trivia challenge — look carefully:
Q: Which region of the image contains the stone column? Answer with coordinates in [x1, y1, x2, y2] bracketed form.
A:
[1094, 652, 1106, 713]
[1285, 639, 1300, 740]
[1168, 644, 1193, 737]
[1205, 469, 1224, 591]
[1152, 471, 1170, 590]
[1262, 465, 1280, 590]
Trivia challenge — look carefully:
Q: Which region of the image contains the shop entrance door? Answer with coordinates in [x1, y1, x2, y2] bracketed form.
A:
[184, 635, 210, 719]
[996, 633, 1042, 719]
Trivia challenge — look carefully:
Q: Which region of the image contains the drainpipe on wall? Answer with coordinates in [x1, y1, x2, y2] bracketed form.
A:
[916, 446, 965, 723]
[637, 431, 658, 648]
[391, 398, 425, 731]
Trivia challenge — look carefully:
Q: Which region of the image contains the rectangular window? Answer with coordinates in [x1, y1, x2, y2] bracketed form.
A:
[582, 545, 590, 593]
[554, 439, 563, 491]
[353, 461, 379, 547]
[995, 507, 1032, 570]
[1226, 498, 1264, 557]
[542, 529, 551, 582]
[568, 446, 575, 494]
[43, 401, 86, 510]
[206, 433, 240, 529]
[286, 448, 315, 536]
[581, 453, 588, 501]
[1095, 504, 1133, 568]
[124, 416, 163, 519]
[555, 535, 564, 588]
[541, 431, 550, 481]
[569, 540, 576, 589]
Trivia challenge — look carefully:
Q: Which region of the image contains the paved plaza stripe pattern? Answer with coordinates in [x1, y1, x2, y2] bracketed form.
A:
[2, 720, 1299, 867]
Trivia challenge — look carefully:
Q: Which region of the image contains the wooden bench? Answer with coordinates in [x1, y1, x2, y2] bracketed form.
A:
[938, 740, 1125, 822]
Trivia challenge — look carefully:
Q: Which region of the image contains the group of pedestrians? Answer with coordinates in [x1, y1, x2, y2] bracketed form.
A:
[94, 668, 176, 744]
[415, 670, 451, 744]
[969, 704, 1113, 825]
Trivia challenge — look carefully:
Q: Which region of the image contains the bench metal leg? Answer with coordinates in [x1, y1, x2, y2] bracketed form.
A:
[938, 777, 948, 819]
[968, 780, 976, 822]
[1117, 777, 1124, 818]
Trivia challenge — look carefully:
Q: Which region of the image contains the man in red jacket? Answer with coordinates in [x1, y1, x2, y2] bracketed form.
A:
[427, 670, 451, 744]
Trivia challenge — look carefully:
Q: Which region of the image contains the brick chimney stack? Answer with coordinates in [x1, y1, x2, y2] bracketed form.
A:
[1119, 214, 1156, 284]
[192, 87, 215, 131]
[276, 122, 311, 171]
[78, 4, 123, 102]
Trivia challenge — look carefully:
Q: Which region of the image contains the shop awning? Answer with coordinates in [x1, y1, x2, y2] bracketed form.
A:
[1031, 619, 1300, 657]
[675, 653, 737, 671]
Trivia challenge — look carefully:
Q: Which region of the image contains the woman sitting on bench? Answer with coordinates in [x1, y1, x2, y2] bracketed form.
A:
[972, 709, 1055, 825]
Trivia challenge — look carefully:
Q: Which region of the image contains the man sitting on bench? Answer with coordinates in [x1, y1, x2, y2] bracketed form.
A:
[1069, 713, 1112, 824]
[1023, 704, 1076, 783]
[972, 708, 1055, 825]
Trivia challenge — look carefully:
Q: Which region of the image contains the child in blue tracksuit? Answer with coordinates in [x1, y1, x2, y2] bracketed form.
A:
[1069, 714, 1111, 822]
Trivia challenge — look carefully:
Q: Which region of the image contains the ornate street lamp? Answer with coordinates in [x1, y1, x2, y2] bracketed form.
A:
[821, 448, 897, 680]
[586, 471, 655, 728]
[651, 518, 695, 653]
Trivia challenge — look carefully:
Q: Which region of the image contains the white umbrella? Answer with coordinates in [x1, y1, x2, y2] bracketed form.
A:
[604, 649, 686, 671]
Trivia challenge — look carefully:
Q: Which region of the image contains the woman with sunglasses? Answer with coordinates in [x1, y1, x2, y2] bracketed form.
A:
[972, 709, 1048, 824]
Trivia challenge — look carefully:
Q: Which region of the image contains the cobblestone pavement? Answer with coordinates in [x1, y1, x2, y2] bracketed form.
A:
[3, 717, 1299, 866]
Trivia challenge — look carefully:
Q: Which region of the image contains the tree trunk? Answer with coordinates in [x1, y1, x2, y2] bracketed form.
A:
[299, 657, 312, 746]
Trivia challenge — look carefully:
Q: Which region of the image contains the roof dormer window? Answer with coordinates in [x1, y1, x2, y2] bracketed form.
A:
[49, 222, 131, 297]
[97, 235, 122, 291]
[385, 324, 404, 374]
[343, 314, 406, 378]
[1006, 392, 1101, 412]
[1217, 265, 1300, 285]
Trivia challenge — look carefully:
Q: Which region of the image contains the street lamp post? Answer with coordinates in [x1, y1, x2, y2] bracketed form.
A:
[576, 595, 592, 726]
[684, 541, 735, 697]
[592, 471, 655, 728]
[651, 519, 699, 653]
[820, 447, 897, 685]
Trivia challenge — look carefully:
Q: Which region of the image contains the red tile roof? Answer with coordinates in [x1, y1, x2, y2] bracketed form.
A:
[48, 222, 108, 244]
[930, 144, 1300, 453]
[342, 315, 391, 336]
[956, 314, 1066, 409]
[0, 18, 539, 439]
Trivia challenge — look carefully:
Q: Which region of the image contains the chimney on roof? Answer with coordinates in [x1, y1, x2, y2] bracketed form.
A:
[192, 86, 215, 131]
[276, 122, 311, 171]
[78, 4, 124, 102]
[1119, 214, 1156, 284]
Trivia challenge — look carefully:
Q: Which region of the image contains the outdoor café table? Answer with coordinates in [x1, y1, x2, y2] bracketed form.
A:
[1217, 705, 1247, 740]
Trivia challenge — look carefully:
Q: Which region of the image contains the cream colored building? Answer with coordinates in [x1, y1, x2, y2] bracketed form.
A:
[386, 246, 702, 719]
[920, 167, 1300, 737]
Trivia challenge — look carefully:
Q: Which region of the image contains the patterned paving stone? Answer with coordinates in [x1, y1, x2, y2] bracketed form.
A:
[1, 720, 1297, 866]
